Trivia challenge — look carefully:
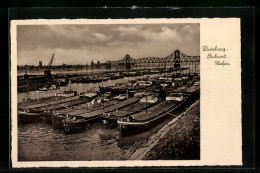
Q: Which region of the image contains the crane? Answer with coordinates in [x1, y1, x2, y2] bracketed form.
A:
[44, 53, 55, 78]
[47, 53, 55, 67]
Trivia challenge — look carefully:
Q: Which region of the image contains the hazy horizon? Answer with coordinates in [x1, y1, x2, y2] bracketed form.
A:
[17, 23, 200, 66]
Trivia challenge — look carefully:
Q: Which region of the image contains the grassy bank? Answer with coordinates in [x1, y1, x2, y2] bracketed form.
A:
[144, 102, 200, 160]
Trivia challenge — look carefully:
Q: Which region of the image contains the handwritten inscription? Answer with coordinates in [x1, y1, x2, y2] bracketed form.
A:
[202, 46, 230, 67]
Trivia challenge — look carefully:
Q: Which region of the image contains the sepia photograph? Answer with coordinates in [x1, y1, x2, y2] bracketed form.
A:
[15, 22, 200, 161]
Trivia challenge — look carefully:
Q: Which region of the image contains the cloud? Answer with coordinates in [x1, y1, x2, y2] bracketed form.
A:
[141, 27, 180, 42]
[93, 33, 109, 41]
[116, 26, 139, 35]
[17, 23, 200, 65]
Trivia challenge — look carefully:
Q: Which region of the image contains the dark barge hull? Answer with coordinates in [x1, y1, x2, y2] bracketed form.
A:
[62, 120, 87, 134]
[18, 111, 42, 125]
[51, 116, 64, 129]
[100, 116, 118, 129]
[40, 113, 52, 124]
[100, 87, 127, 95]
[62, 116, 101, 134]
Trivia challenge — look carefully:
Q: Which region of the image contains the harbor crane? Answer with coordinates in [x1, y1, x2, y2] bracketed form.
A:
[47, 53, 55, 67]
[44, 53, 55, 78]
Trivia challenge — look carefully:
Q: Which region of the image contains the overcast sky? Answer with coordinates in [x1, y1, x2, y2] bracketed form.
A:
[17, 23, 200, 66]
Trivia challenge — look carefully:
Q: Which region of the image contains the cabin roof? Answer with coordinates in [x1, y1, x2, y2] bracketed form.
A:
[83, 93, 97, 97]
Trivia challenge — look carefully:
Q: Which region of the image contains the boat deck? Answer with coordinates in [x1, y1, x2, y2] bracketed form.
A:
[56, 100, 116, 114]
[23, 96, 80, 110]
[66, 100, 119, 116]
[184, 85, 200, 93]
[122, 102, 148, 112]
[37, 98, 88, 111]
[104, 97, 139, 112]
[111, 110, 135, 117]
[130, 101, 179, 121]
[78, 97, 140, 119]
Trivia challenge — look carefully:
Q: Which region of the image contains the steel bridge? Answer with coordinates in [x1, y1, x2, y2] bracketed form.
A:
[106, 49, 200, 73]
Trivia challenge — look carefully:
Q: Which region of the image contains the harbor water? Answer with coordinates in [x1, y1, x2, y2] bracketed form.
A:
[18, 111, 178, 161]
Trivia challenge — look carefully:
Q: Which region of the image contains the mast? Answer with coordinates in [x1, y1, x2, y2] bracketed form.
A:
[102, 79, 104, 109]
[145, 86, 147, 114]
[53, 97, 55, 111]
[69, 80, 72, 91]
[26, 79, 28, 111]
[195, 61, 197, 74]
[34, 80, 36, 100]
[59, 86, 61, 106]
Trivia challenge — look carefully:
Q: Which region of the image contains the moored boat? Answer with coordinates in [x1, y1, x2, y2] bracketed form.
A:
[18, 110, 42, 125]
[56, 90, 78, 97]
[117, 93, 186, 136]
[166, 92, 184, 101]
[183, 82, 200, 99]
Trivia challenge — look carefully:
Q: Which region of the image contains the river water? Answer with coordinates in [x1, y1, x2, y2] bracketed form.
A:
[18, 111, 178, 161]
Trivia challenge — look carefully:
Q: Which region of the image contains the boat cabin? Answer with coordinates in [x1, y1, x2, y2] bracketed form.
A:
[134, 92, 145, 97]
[194, 81, 200, 86]
[136, 80, 153, 86]
[166, 93, 184, 102]
[140, 95, 158, 104]
[80, 92, 98, 101]
[56, 90, 78, 97]
[116, 94, 128, 101]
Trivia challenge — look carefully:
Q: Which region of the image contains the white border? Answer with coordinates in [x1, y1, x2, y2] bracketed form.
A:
[11, 18, 242, 168]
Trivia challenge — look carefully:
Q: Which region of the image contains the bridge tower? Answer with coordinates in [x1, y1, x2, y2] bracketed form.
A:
[106, 61, 112, 70]
[174, 49, 181, 69]
[125, 54, 131, 70]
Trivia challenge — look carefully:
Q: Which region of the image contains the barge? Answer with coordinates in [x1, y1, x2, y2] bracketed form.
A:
[99, 97, 158, 128]
[18, 110, 42, 125]
[52, 96, 140, 133]
[117, 93, 186, 136]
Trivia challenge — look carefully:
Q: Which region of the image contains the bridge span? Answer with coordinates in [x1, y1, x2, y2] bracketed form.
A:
[105, 49, 200, 73]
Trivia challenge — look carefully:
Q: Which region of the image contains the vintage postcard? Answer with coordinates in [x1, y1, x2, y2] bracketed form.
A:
[10, 18, 241, 167]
